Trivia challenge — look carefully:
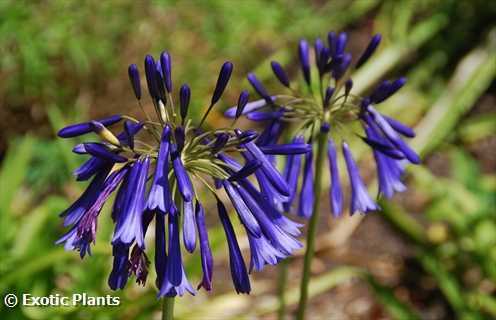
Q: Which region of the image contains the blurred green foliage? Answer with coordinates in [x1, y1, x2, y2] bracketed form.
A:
[0, 0, 495, 319]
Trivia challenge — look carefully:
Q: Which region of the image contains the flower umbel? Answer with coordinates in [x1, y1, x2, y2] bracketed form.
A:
[56, 51, 302, 296]
[225, 31, 420, 217]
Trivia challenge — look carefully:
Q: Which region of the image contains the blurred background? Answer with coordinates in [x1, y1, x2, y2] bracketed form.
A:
[0, 0, 495, 319]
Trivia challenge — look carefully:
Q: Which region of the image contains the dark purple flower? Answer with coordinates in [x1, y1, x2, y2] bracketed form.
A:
[144, 54, 159, 100]
[129, 244, 150, 285]
[179, 84, 191, 122]
[57, 115, 122, 138]
[270, 61, 290, 87]
[247, 73, 272, 104]
[155, 212, 166, 289]
[223, 180, 261, 237]
[370, 78, 407, 103]
[211, 61, 233, 105]
[228, 159, 261, 182]
[246, 110, 284, 122]
[83, 143, 127, 163]
[383, 115, 415, 138]
[332, 53, 351, 80]
[74, 156, 109, 182]
[196, 202, 213, 291]
[57, 166, 129, 258]
[183, 200, 197, 253]
[298, 39, 311, 85]
[335, 32, 348, 56]
[342, 142, 379, 214]
[260, 143, 311, 155]
[160, 51, 172, 93]
[327, 138, 343, 217]
[356, 34, 381, 68]
[224, 97, 276, 118]
[171, 145, 194, 202]
[327, 31, 337, 56]
[240, 136, 290, 196]
[367, 106, 420, 164]
[283, 136, 304, 212]
[128, 64, 141, 100]
[235, 183, 301, 256]
[235, 90, 250, 118]
[108, 243, 130, 290]
[324, 87, 335, 108]
[121, 121, 144, 149]
[238, 178, 302, 237]
[147, 126, 172, 213]
[174, 127, 185, 152]
[159, 211, 196, 297]
[211, 133, 229, 154]
[298, 149, 314, 219]
[60, 166, 112, 227]
[217, 199, 251, 294]
[374, 149, 406, 198]
[112, 157, 150, 248]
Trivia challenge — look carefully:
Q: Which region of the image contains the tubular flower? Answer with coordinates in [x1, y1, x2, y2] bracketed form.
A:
[56, 51, 301, 296]
[225, 31, 420, 216]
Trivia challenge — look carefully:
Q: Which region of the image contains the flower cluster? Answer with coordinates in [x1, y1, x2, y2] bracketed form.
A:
[56, 51, 302, 296]
[225, 32, 420, 217]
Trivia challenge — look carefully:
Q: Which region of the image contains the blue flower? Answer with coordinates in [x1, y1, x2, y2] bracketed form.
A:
[57, 51, 302, 296]
[229, 31, 419, 216]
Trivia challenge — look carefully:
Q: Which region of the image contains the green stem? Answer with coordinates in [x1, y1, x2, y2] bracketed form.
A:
[277, 258, 290, 320]
[162, 297, 175, 320]
[296, 130, 328, 320]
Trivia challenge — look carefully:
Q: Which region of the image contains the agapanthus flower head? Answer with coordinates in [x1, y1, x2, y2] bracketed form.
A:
[56, 50, 301, 296]
[225, 31, 420, 217]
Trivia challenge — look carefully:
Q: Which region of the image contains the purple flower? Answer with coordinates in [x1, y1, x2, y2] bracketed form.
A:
[383, 115, 415, 138]
[298, 149, 314, 219]
[240, 135, 290, 196]
[60, 165, 112, 227]
[108, 243, 130, 290]
[224, 97, 276, 118]
[356, 34, 381, 68]
[83, 143, 127, 163]
[171, 145, 194, 202]
[327, 138, 343, 217]
[342, 142, 379, 214]
[238, 178, 302, 237]
[260, 143, 311, 155]
[217, 199, 251, 294]
[179, 84, 191, 122]
[223, 180, 261, 237]
[160, 51, 172, 93]
[367, 106, 420, 164]
[128, 64, 141, 100]
[324, 87, 335, 108]
[196, 202, 213, 291]
[283, 136, 304, 212]
[129, 244, 150, 285]
[112, 157, 150, 248]
[335, 32, 348, 56]
[235, 183, 301, 257]
[228, 159, 261, 182]
[211, 61, 233, 105]
[147, 126, 172, 213]
[121, 121, 144, 149]
[155, 212, 166, 289]
[247, 73, 272, 104]
[57, 115, 122, 138]
[270, 61, 290, 88]
[144, 54, 159, 100]
[182, 200, 197, 253]
[298, 39, 311, 85]
[235, 90, 250, 118]
[327, 31, 337, 56]
[159, 211, 196, 297]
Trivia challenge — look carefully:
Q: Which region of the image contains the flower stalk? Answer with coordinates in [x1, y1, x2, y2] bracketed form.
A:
[296, 128, 328, 320]
[162, 296, 175, 320]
